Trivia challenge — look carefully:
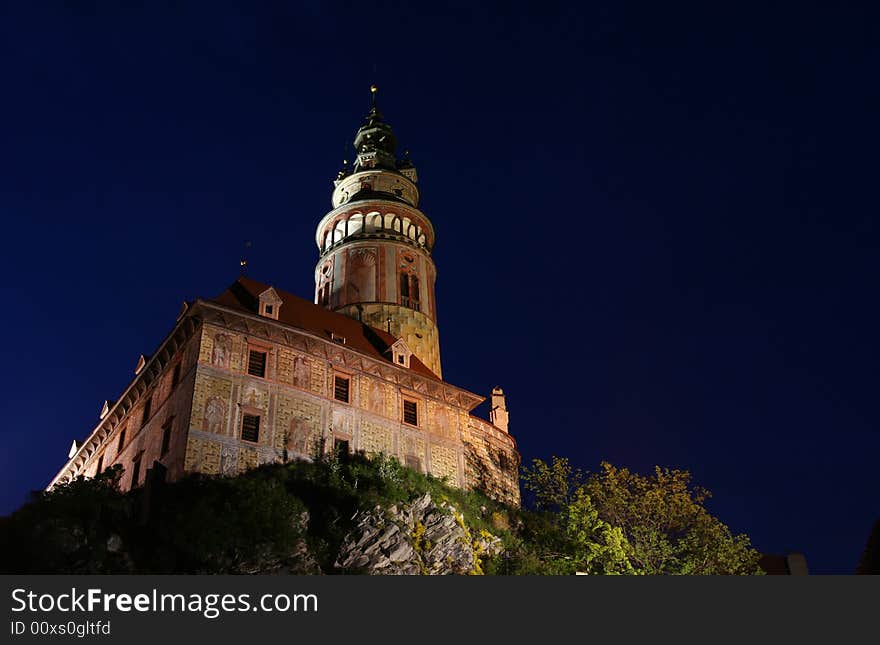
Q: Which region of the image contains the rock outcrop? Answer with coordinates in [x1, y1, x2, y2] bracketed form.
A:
[335, 493, 502, 575]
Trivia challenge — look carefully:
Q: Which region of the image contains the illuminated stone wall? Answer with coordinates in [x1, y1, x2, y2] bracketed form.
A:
[462, 417, 521, 507]
[51, 307, 520, 508]
[181, 316, 518, 504]
[185, 321, 458, 482]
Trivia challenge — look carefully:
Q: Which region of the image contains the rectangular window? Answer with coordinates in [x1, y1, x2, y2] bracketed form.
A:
[241, 414, 260, 443]
[411, 275, 420, 312]
[247, 350, 267, 378]
[334, 375, 350, 403]
[171, 363, 181, 388]
[161, 418, 173, 456]
[400, 273, 421, 311]
[96, 453, 104, 475]
[265, 304, 273, 315]
[403, 399, 418, 426]
[334, 438, 350, 458]
[117, 427, 126, 454]
[131, 455, 142, 490]
[142, 395, 152, 427]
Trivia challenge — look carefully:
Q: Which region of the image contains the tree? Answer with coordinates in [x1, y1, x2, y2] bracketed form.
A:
[561, 488, 635, 574]
[521, 458, 764, 575]
[585, 462, 762, 574]
[521, 456, 584, 512]
[0, 465, 129, 573]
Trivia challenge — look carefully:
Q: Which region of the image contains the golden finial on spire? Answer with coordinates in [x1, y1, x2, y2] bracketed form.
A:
[370, 84, 378, 108]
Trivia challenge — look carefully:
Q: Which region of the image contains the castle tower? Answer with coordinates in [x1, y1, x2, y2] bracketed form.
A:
[314, 87, 442, 377]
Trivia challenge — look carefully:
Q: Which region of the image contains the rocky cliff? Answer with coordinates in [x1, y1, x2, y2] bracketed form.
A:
[336, 493, 503, 574]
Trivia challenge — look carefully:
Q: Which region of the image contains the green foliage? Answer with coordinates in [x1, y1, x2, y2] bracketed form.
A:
[0, 465, 131, 573]
[490, 509, 575, 575]
[521, 456, 584, 512]
[376, 452, 404, 488]
[561, 488, 636, 574]
[584, 462, 763, 574]
[148, 469, 307, 573]
[519, 458, 764, 575]
[411, 521, 428, 575]
[1, 449, 760, 575]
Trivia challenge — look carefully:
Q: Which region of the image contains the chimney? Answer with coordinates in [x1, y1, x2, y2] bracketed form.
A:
[489, 386, 509, 433]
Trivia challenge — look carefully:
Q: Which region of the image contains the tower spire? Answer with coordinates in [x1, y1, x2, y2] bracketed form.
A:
[352, 85, 397, 172]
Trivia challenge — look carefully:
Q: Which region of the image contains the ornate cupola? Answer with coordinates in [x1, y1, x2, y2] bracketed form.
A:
[351, 95, 398, 172]
[314, 86, 442, 377]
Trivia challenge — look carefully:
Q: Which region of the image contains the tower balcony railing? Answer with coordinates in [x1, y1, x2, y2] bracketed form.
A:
[320, 212, 431, 255]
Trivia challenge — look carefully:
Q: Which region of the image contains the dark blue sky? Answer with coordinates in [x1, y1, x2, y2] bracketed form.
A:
[1, 2, 877, 573]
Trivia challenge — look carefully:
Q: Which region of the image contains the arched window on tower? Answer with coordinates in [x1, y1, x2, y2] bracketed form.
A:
[400, 272, 420, 312]
[348, 213, 364, 236]
[318, 283, 331, 307]
[317, 262, 333, 308]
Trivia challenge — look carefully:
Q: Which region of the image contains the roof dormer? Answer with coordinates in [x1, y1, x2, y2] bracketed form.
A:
[258, 287, 283, 320]
[388, 338, 413, 369]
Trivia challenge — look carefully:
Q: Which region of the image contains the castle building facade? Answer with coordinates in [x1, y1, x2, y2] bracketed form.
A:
[49, 90, 521, 506]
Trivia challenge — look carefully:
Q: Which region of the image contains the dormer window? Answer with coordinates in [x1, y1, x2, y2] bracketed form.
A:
[258, 287, 282, 320]
[389, 339, 413, 369]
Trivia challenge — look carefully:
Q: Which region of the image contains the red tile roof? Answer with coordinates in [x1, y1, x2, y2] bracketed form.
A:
[210, 276, 440, 380]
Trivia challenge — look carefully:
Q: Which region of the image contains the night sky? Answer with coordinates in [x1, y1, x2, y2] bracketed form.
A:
[1, 2, 877, 574]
